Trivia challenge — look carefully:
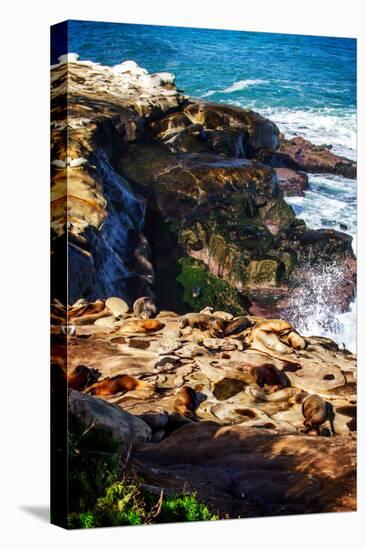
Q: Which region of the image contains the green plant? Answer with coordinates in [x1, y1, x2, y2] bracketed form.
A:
[68, 415, 123, 512]
[157, 493, 218, 523]
[66, 415, 220, 528]
[93, 479, 146, 526]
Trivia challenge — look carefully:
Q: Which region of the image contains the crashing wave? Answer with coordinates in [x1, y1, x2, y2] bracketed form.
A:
[283, 262, 356, 352]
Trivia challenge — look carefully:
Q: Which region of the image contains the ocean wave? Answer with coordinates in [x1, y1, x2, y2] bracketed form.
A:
[286, 174, 356, 253]
[201, 79, 268, 97]
[283, 263, 356, 353]
[256, 106, 356, 159]
[222, 79, 268, 93]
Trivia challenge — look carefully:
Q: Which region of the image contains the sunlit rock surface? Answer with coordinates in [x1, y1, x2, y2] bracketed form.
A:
[51, 56, 356, 310]
[52, 301, 356, 516]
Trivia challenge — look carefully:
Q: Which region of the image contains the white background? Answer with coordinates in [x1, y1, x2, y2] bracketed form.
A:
[1, 1, 365, 548]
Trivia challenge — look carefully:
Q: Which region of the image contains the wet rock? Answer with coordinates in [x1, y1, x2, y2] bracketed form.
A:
[274, 168, 309, 196]
[262, 135, 356, 178]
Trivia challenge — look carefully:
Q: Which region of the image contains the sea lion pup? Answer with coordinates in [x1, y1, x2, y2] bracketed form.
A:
[133, 296, 158, 319]
[224, 316, 254, 337]
[302, 394, 335, 436]
[115, 319, 164, 334]
[173, 386, 200, 420]
[67, 365, 100, 391]
[252, 363, 288, 393]
[85, 374, 149, 396]
[179, 313, 225, 337]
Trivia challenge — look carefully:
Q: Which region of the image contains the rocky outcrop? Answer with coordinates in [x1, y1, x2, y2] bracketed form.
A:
[68, 389, 152, 444]
[52, 302, 356, 517]
[51, 56, 356, 313]
[51, 55, 184, 304]
[261, 135, 356, 178]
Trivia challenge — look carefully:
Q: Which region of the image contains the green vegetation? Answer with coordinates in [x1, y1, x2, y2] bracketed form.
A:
[67, 415, 218, 528]
[176, 256, 246, 315]
[159, 494, 218, 523]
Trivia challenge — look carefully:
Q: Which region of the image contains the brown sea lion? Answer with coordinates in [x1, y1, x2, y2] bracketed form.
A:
[179, 314, 225, 337]
[247, 319, 306, 356]
[302, 394, 335, 436]
[252, 363, 288, 392]
[173, 386, 200, 420]
[133, 296, 158, 319]
[224, 316, 253, 336]
[86, 374, 149, 396]
[67, 365, 100, 391]
[115, 319, 164, 334]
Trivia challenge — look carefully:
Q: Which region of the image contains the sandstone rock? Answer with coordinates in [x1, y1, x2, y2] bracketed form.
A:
[68, 389, 151, 444]
[133, 422, 356, 516]
[175, 343, 205, 358]
[203, 338, 238, 351]
[184, 101, 280, 154]
[94, 315, 118, 327]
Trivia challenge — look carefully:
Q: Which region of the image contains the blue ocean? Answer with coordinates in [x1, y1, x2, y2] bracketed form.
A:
[52, 21, 357, 350]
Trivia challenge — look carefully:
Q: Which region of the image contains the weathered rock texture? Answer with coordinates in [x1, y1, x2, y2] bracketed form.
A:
[51, 56, 356, 315]
[52, 303, 356, 517]
[68, 389, 151, 444]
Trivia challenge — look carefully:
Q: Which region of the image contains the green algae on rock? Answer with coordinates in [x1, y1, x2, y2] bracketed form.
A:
[176, 257, 248, 315]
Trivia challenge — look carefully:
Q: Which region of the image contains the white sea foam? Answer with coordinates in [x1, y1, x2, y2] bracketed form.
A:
[257, 106, 356, 159]
[283, 263, 356, 353]
[286, 174, 357, 252]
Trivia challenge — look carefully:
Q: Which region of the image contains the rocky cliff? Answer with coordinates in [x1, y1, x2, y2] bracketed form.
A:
[51, 55, 356, 314]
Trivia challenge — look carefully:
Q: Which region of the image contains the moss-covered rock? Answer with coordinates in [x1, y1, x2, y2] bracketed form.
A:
[176, 257, 248, 315]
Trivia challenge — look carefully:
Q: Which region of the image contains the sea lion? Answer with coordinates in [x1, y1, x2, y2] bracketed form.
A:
[281, 330, 306, 350]
[85, 374, 149, 396]
[115, 319, 164, 334]
[224, 316, 253, 336]
[302, 394, 335, 436]
[105, 297, 129, 319]
[67, 365, 100, 391]
[252, 363, 288, 392]
[247, 319, 306, 356]
[179, 314, 225, 337]
[133, 296, 158, 319]
[173, 386, 200, 420]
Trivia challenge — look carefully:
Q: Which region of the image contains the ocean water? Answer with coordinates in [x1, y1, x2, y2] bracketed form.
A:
[53, 21, 357, 350]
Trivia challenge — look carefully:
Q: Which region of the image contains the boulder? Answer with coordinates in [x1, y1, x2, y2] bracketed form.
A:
[262, 135, 356, 178]
[68, 389, 152, 444]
